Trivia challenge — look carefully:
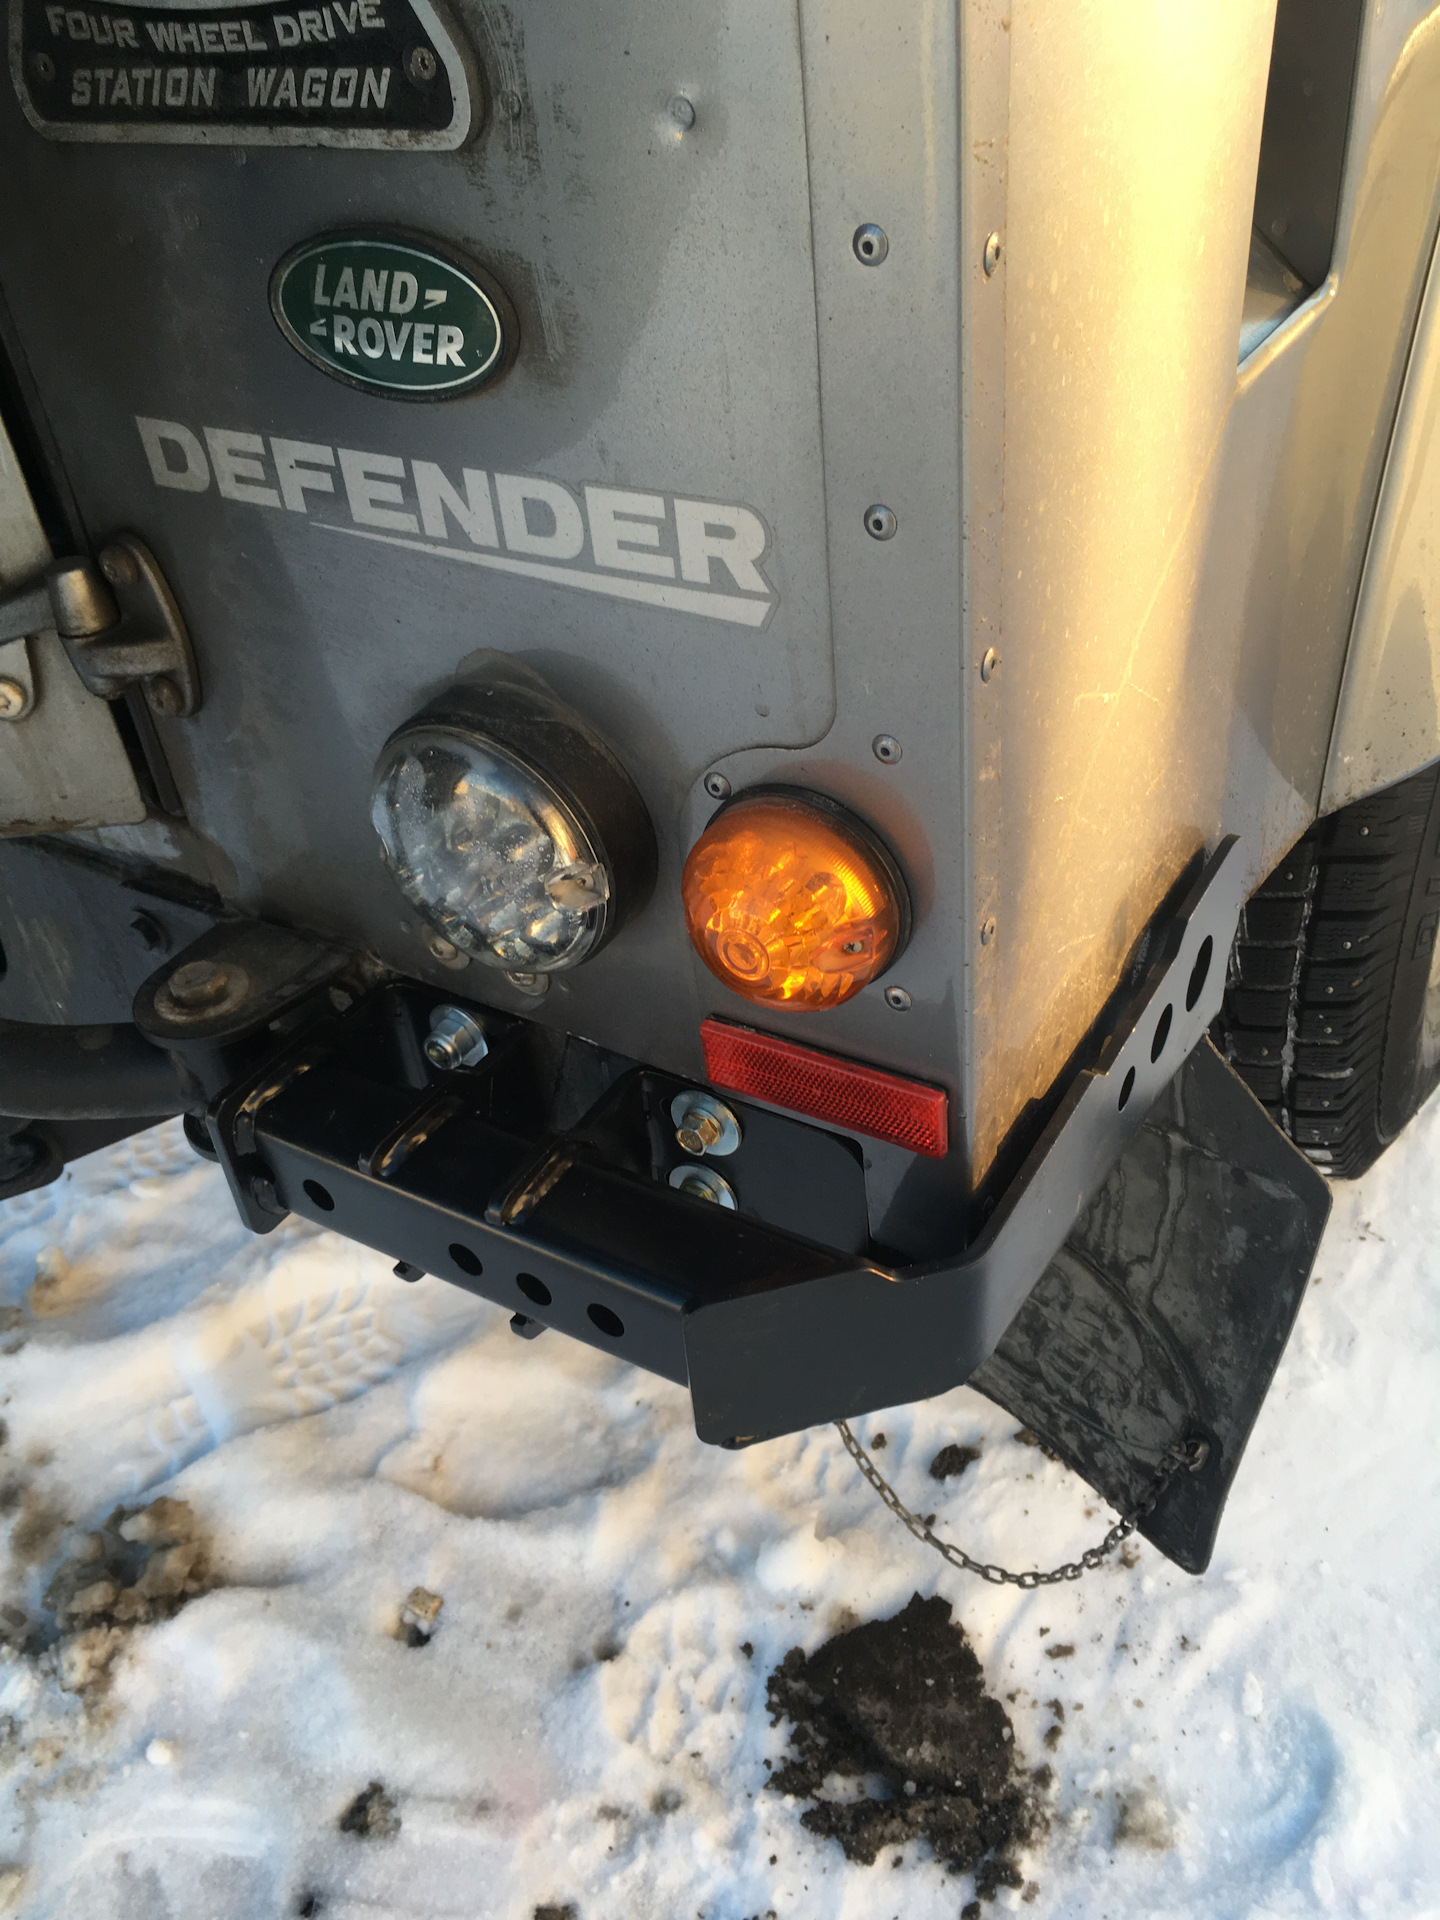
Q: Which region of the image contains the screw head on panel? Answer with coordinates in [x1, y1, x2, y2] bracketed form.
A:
[405, 44, 438, 84]
[980, 916, 997, 946]
[983, 231, 1003, 277]
[872, 734, 902, 765]
[884, 985, 912, 1011]
[980, 648, 999, 683]
[853, 223, 889, 266]
[703, 771, 732, 800]
[669, 94, 696, 130]
[864, 504, 898, 541]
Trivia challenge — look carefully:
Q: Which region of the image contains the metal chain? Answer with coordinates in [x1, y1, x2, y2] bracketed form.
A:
[835, 1419, 1206, 1588]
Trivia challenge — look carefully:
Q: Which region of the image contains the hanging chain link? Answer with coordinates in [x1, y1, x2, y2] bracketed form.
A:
[835, 1419, 1208, 1588]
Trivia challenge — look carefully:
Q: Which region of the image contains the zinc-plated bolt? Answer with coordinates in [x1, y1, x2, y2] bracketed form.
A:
[884, 985, 912, 1011]
[0, 678, 29, 721]
[677, 1109, 723, 1154]
[853, 223, 889, 266]
[506, 970, 550, 996]
[703, 771, 732, 801]
[668, 1163, 737, 1208]
[424, 1005, 489, 1071]
[980, 916, 997, 946]
[980, 647, 999, 683]
[99, 545, 140, 587]
[669, 93, 696, 130]
[426, 932, 470, 970]
[669, 1089, 741, 1156]
[872, 734, 902, 765]
[983, 231, 1003, 277]
[167, 960, 232, 1009]
[864, 504, 898, 541]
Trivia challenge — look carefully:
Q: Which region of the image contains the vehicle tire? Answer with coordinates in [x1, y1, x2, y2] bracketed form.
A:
[1215, 759, 1440, 1178]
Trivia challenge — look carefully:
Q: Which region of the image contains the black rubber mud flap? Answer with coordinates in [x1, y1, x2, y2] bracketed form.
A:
[970, 1039, 1331, 1574]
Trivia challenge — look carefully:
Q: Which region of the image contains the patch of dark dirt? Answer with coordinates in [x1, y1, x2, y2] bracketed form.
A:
[765, 1593, 1046, 1889]
[929, 1444, 982, 1481]
[532, 1906, 577, 1920]
[41, 1496, 212, 1695]
[338, 1782, 400, 1839]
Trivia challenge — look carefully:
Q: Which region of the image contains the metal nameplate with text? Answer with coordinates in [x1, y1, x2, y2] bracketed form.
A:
[9, 0, 479, 146]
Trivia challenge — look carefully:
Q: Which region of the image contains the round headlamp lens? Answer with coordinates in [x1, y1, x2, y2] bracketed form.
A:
[372, 727, 611, 972]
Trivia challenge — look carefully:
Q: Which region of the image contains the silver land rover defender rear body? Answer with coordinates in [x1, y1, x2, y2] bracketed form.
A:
[2, 0, 1436, 1568]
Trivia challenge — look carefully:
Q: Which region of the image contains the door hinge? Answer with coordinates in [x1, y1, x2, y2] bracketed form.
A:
[0, 534, 199, 719]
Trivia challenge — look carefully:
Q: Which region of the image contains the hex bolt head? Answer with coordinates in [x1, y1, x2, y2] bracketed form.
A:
[99, 545, 140, 587]
[853, 223, 889, 266]
[980, 647, 999, 683]
[668, 1163, 737, 1208]
[669, 93, 696, 130]
[167, 960, 232, 1009]
[884, 985, 912, 1011]
[668, 1090, 741, 1157]
[0, 678, 29, 721]
[424, 1005, 489, 1071]
[872, 734, 902, 765]
[426, 932, 470, 971]
[865, 504, 898, 541]
[506, 970, 550, 996]
[704, 771, 732, 800]
[983, 230, 1003, 277]
[676, 1108, 724, 1155]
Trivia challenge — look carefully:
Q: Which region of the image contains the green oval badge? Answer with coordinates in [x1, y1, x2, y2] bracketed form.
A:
[271, 232, 515, 400]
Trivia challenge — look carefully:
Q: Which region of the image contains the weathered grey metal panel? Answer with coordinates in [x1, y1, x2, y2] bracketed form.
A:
[0, 411, 146, 834]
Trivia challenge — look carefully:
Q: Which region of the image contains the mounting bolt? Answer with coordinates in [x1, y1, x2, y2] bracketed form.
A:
[0, 678, 29, 721]
[980, 916, 997, 946]
[668, 1163, 738, 1208]
[703, 771, 732, 801]
[983, 230, 1003, 277]
[884, 985, 912, 1011]
[99, 545, 140, 587]
[506, 970, 550, 996]
[669, 1090, 741, 1157]
[167, 959, 232, 1009]
[393, 1261, 425, 1283]
[148, 676, 184, 717]
[980, 647, 999, 683]
[872, 734, 902, 765]
[669, 93, 696, 130]
[864, 504, 898, 542]
[425, 932, 470, 970]
[424, 1005, 488, 1071]
[853, 222, 889, 266]
[30, 50, 55, 83]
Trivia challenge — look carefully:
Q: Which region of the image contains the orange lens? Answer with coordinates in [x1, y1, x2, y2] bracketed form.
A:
[681, 792, 906, 1009]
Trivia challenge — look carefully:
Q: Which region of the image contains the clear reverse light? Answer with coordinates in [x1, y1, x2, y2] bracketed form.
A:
[372, 727, 611, 972]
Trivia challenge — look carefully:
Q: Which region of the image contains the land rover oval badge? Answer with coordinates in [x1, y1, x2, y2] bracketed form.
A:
[271, 233, 514, 399]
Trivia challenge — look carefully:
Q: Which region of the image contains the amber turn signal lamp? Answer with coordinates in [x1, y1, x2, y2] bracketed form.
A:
[681, 789, 910, 1009]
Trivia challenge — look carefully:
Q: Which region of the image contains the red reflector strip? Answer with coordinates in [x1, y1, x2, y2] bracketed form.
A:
[700, 1017, 949, 1159]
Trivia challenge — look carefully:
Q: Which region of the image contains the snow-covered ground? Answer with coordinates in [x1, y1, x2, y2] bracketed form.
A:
[0, 1094, 1437, 1920]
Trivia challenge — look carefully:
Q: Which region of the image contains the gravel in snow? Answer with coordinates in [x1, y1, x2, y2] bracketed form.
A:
[0, 1098, 1435, 1919]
